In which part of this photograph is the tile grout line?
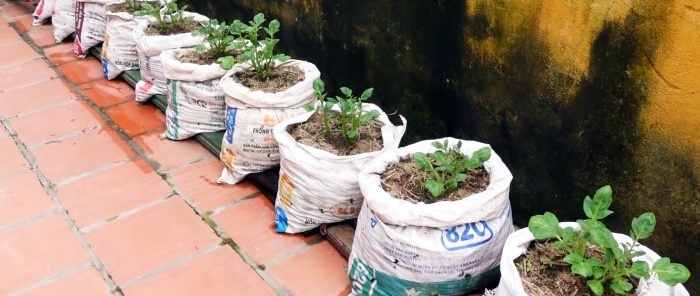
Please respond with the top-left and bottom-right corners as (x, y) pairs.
(0, 118), (124, 296)
(7, 261), (93, 296)
(1, 12), (132, 296)
(3, 5), (304, 295)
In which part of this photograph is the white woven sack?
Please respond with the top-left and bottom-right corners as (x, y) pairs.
(101, 2), (152, 80)
(160, 48), (227, 140)
(349, 138), (514, 295)
(73, 0), (114, 58)
(32, 0), (54, 25)
(133, 12), (208, 102)
(273, 103), (407, 234)
(52, 0), (76, 42)
(495, 222), (690, 296)
(217, 59), (321, 185)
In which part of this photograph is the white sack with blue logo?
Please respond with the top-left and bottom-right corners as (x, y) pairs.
(101, 2), (148, 80)
(133, 12), (208, 102)
(159, 48), (227, 140)
(217, 60), (320, 185)
(350, 138), (514, 296)
(272, 103), (406, 234)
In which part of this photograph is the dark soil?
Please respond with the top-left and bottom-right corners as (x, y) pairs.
(515, 240), (637, 296)
(145, 21), (199, 36)
(176, 50), (242, 66)
(107, 1), (154, 14)
(379, 157), (490, 203)
(106, 3), (139, 14)
(288, 112), (383, 156)
(233, 64), (305, 93)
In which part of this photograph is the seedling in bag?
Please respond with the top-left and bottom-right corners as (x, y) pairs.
(305, 78), (380, 145)
(222, 13), (290, 80)
(413, 140), (491, 198)
(135, 0), (194, 31)
(192, 19), (244, 69)
(528, 185), (691, 295)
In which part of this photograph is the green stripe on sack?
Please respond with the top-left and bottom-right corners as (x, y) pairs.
(348, 257), (499, 296)
(167, 80), (179, 139)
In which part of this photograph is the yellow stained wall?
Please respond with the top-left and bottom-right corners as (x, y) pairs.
(468, 0), (700, 161)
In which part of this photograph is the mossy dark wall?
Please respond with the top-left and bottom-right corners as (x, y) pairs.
(184, 0), (699, 292)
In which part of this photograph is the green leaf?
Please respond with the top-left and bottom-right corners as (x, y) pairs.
(570, 261), (593, 277)
(346, 129), (359, 140)
(303, 103), (315, 112)
(564, 253), (586, 270)
(631, 212), (655, 240)
(528, 212), (561, 239)
(313, 78), (325, 94)
(453, 173), (468, 183)
(360, 88), (373, 100)
(267, 19), (280, 35)
(652, 257), (691, 286)
(630, 261), (650, 279)
(432, 140), (445, 150)
(340, 87), (352, 98)
(426, 180), (445, 197)
(589, 227), (619, 251)
(413, 153), (431, 170)
(195, 44), (206, 53)
(583, 185), (614, 220)
(359, 110), (380, 124)
(253, 13), (265, 25)
(472, 147), (491, 164)
(217, 56), (235, 70)
(610, 278), (633, 294)
(587, 279), (604, 296)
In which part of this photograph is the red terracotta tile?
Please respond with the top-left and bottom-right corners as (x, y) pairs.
(86, 197), (220, 284)
(212, 196), (319, 266)
(0, 172), (54, 227)
(0, 78), (76, 117)
(0, 59), (56, 89)
(43, 42), (79, 65)
(2, 2), (32, 17)
(171, 158), (260, 211)
(268, 241), (350, 296)
(22, 267), (112, 296)
(0, 215), (88, 295)
(26, 23), (58, 48)
(79, 78), (135, 108)
(106, 101), (166, 137)
(11, 14), (33, 33)
(123, 247), (276, 296)
(57, 159), (173, 227)
(11, 101), (102, 146)
(0, 138), (30, 176)
(135, 132), (214, 171)
(0, 25), (23, 46)
(31, 127), (133, 182)
(0, 41), (41, 67)
(57, 57), (104, 85)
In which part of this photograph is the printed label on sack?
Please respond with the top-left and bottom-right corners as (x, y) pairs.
(277, 173), (294, 209)
(225, 107), (237, 144)
(440, 222), (494, 251)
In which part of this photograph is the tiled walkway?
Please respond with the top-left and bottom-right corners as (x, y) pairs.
(0, 1), (350, 295)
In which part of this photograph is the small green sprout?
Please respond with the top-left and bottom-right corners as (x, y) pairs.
(134, 0), (194, 32)
(223, 13), (289, 80)
(413, 140), (491, 198)
(305, 78), (380, 145)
